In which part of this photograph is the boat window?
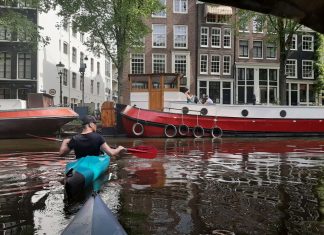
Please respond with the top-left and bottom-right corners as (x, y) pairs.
(164, 75), (178, 89)
(131, 76), (148, 91)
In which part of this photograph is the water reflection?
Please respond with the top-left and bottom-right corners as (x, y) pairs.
(0, 137), (323, 234)
(115, 138), (324, 235)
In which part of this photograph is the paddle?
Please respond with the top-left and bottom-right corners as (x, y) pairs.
(27, 134), (157, 159)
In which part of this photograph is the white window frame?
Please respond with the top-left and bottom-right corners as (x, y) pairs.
(152, 0), (166, 18)
(17, 53), (32, 80)
(0, 51), (11, 79)
(173, 0), (188, 14)
(200, 54), (208, 74)
(252, 16), (263, 33)
(223, 55), (231, 75)
(211, 27), (221, 48)
(253, 40), (263, 59)
(173, 25), (188, 49)
(302, 60), (314, 79)
(286, 34), (297, 50)
(172, 52), (190, 88)
(302, 35), (314, 51)
(285, 59), (297, 78)
(266, 42), (277, 59)
(152, 24), (166, 48)
(200, 27), (209, 47)
(210, 54), (220, 75)
(152, 54), (166, 73)
(239, 40), (249, 58)
(130, 53), (145, 74)
(223, 28), (231, 49)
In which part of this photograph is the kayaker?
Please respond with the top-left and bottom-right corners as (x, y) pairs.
(59, 115), (125, 158)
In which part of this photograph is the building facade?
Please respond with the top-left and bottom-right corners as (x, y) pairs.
(122, 1), (320, 106)
(0, 3), (115, 110)
(121, 0), (198, 104)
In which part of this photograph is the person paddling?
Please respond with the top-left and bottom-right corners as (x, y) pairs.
(59, 115), (125, 158)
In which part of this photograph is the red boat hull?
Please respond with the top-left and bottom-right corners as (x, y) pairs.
(121, 105), (324, 137)
(0, 107), (78, 139)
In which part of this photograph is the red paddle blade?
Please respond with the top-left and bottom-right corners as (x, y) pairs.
(126, 145), (158, 159)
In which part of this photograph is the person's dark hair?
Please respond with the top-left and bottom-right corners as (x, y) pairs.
(81, 115), (97, 126)
(194, 96), (199, 103)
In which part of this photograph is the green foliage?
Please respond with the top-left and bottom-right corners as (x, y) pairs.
(55, 0), (163, 69)
(0, 1), (52, 50)
(314, 33), (324, 94)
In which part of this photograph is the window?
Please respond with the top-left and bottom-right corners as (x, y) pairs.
(239, 22), (249, 32)
(223, 55), (231, 75)
(152, 24), (166, 48)
(18, 29), (31, 42)
(0, 26), (11, 41)
(97, 82), (100, 95)
(131, 54), (144, 74)
(253, 16), (263, 33)
(0, 52), (11, 79)
(174, 54), (187, 86)
(152, 0), (166, 17)
(80, 33), (84, 43)
(223, 28), (231, 48)
(253, 41), (263, 58)
(285, 60), (297, 78)
(72, 47), (77, 63)
(63, 69), (68, 86)
(211, 28), (221, 48)
(174, 25), (187, 48)
(302, 60), (313, 78)
(91, 58), (94, 71)
(17, 53), (31, 79)
(173, 0), (187, 13)
(287, 34), (297, 50)
(72, 72), (77, 88)
(152, 54), (166, 73)
(72, 22), (77, 37)
(17, 88), (28, 100)
(211, 55), (220, 75)
(63, 21), (68, 31)
(200, 54), (208, 74)
(266, 42), (277, 58)
(302, 35), (314, 51)
(80, 52), (84, 65)
(239, 40), (249, 58)
(91, 80), (94, 94)
(97, 62), (100, 74)
(105, 59), (111, 77)
(206, 14), (231, 24)
(200, 27), (209, 47)
(63, 42), (68, 54)
(18, 0), (32, 7)
(0, 88), (10, 99)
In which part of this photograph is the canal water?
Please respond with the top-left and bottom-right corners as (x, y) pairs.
(0, 137), (324, 234)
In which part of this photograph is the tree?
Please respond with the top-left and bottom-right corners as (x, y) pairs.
(55, 0), (163, 103)
(0, 0), (52, 49)
(236, 10), (304, 105)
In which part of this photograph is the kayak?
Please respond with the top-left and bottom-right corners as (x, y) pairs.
(64, 155), (110, 198)
(62, 194), (127, 235)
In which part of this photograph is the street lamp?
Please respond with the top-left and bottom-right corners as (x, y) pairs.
(56, 61), (65, 106)
(79, 56), (88, 105)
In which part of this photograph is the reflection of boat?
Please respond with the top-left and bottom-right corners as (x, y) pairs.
(121, 104), (324, 138)
(0, 107), (78, 139)
(62, 194), (127, 235)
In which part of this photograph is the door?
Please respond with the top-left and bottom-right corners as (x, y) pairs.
(149, 76), (163, 111)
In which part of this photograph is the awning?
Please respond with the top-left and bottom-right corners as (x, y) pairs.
(205, 4), (233, 15)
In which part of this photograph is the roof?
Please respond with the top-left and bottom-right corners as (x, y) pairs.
(202, 0), (324, 33)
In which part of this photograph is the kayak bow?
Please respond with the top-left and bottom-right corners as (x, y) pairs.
(62, 194), (127, 235)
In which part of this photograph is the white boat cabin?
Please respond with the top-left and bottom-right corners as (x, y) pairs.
(129, 73), (187, 111)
